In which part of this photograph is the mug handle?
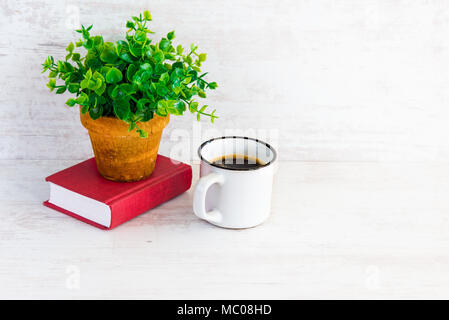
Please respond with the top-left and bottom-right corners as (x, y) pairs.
(193, 172), (225, 224)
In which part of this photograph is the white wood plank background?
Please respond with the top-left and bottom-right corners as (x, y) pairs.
(2, 160), (449, 299)
(2, 0), (449, 161)
(2, 0), (449, 299)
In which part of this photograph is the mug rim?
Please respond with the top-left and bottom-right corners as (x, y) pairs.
(198, 136), (277, 171)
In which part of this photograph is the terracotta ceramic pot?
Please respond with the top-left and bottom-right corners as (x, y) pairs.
(80, 110), (170, 182)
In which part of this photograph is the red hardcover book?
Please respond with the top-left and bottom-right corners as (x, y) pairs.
(43, 155), (192, 230)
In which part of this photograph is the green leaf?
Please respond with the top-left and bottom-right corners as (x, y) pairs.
(143, 10), (152, 21)
(167, 31), (175, 40)
(175, 101), (186, 113)
(94, 82), (106, 96)
(159, 39), (170, 51)
(164, 53), (176, 60)
(136, 98), (150, 111)
(56, 86), (66, 94)
(85, 54), (102, 70)
(94, 79), (102, 90)
(80, 79), (89, 90)
(183, 77), (191, 85)
(173, 86), (182, 95)
(81, 105), (89, 114)
(100, 42), (118, 64)
(93, 35), (104, 46)
(136, 104), (154, 121)
(157, 100), (168, 116)
(85, 68), (93, 80)
(176, 45), (183, 55)
(87, 80), (97, 90)
(211, 110), (217, 123)
(126, 21), (135, 29)
(155, 63), (167, 74)
(89, 104), (103, 120)
(66, 98), (76, 107)
(111, 83), (135, 99)
(106, 84), (116, 98)
(128, 122), (137, 132)
(128, 43), (143, 57)
(189, 101), (199, 113)
(159, 72), (169, 84)
(184, 55), (192, 64)
(83, 38), (93, 49)
(139, 70), (152, 83)
(151, 49), (164, 64)
(198, 90), (206, 98)
(199, 53), (207, 62)
(166, 100), (185, 115)
(140, 63), (152, 71)
(134, 31), (147, 43)
(57, 61), (64, 71)
(68, 83), (80, 93)
(208, 82), (218, 89)
(106, 67), (123, 84)
(92, 70), (105, 82)
(156, 84), (169, 96)
(113, 99), (130, 120)
(66, 42), (74, 53)
(174, 67), (184, 77)
(188, 69), (198, 80)
(72, 53), (81, 61)
(76, 92), (89, 105)
(116, 40), (128, 52)
(46, 78), (56, 91)
(119, 52), (134, 63)
(183, 88), (193, 99)
(137, 129), (148, 138)
(132, 70), (149, 88)
(142, 109), (154, 121)
(63, 62), (73, 73)
(126, 64), (137, 81)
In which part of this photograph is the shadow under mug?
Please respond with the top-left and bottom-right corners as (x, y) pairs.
(193, 136), (277, 229)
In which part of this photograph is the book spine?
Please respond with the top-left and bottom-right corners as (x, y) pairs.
(108, 166), (192, 229)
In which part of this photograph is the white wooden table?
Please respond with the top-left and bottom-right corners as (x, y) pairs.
(2, 159), (449, 299)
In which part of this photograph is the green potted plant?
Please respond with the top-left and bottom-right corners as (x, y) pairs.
(42, 10), (218, 182)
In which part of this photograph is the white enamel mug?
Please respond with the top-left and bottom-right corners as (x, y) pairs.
(193, 136), (277, 229)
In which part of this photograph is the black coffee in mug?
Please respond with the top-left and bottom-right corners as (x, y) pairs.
(211, 154), (266, 169)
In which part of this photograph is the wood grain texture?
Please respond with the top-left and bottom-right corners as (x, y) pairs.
(2, 0), (449, 300)
(2, 0), (449, 161)
(1, 160), (449, 299)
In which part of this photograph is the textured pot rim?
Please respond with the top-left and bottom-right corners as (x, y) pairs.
(80, 108), (169, 137)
